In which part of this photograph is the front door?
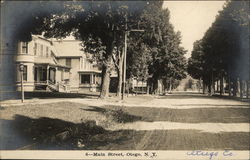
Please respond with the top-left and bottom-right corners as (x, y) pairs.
(34, 66), (47, 82)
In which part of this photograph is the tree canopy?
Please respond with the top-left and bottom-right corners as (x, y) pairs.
(187, 0), (249, 95)
(139, 3), (187, 92)
(3, 1), (188, 97)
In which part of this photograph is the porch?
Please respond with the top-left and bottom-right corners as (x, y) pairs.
(78, 71), (101, 92)
(34, 63), (71, 92)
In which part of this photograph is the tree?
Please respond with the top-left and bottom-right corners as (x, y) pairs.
(2, 1), (187, 99)
(188, 40), (204, 80)
(134, 2), (187, 94)
(74, 2), (148, 98)
(188, 0), (249, 97)
(127, 35), (152, 84)
(7, 1), (148, 99)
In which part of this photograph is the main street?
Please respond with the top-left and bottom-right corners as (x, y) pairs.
(0, 92), (249, 150)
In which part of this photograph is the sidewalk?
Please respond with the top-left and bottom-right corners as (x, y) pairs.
(0, 93), (154, 108)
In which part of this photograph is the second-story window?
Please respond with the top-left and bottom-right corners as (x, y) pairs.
(66, 58), (71, 67)
(40, 45), (43, 56)
(46, 47), (49, 57)
(21, 42), (28, 54)
(34, 43), (37, 55)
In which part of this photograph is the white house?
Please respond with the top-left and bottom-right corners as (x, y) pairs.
(15, 35), (101, 93)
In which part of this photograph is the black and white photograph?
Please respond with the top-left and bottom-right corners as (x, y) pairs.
(0, 0), (249, 159)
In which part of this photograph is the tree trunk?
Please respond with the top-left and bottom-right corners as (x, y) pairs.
(202, 80), (206, 94)
(116, 58), (123, 98)
(211, 72), (215, 95)
(162, 80), (166, 94)
(208, 83), (211, 95)
(240, 79), (243, 98)
(147, 83), (150, 95)
(99, 64), (111, 99)
(212, 81), (215, 95)
(247, 80), (249, 99)
(198, 78), (201, 93)
(169, 78), (172, 93)
(232, 79), (237, 97)
(99, 43), (114, 99)
(220, 76), (224, 95)
(216, 80), (219, 92)
(158, 79), (162, 94)
(127, 80), (129, 97)
(136, 79), (139, 96)
(228, 77), (231, 96)
(153, 79), (158, 95)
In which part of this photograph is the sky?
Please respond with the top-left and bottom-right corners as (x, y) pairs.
(163, 1), (226, 58)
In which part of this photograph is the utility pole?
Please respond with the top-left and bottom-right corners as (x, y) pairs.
(121, 24), (144, 100)
(19, 63), (24, 103)
(122, 29), (128, 100)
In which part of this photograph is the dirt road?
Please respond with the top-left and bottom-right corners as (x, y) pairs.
(0, 92), (249, 150)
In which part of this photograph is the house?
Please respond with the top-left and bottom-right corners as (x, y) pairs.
(15, 35), (101, 93)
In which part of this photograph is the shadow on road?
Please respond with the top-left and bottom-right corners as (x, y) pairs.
(82, 106), (143, 123)
(105, 105), (250, 123)
(0, 114), (129, 150)
(1, 114), (249, 150)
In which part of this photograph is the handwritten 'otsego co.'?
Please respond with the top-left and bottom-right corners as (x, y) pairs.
(187, 150), (233, 160)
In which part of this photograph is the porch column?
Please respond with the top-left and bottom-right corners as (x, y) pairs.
(46, 65), (49, 84)
(91, 74), (94, 85)
(55, 67), (58, 83)
(79, 74), (81, 84)
(37, 67), (41, 82)
(94, 74), (96, 84)
(62, 69), (64, 82)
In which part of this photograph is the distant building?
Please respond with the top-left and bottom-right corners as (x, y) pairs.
(15, 35), (101, 92)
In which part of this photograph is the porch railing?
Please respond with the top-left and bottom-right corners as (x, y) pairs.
(58, 82), (70, 92)
(34, 80), (70, 92)
(47, 80), (58, 92)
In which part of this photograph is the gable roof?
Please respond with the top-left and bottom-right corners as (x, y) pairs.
(52, 40), (85, 58)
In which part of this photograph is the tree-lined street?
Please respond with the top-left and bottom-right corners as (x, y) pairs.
(0, 1), (249, 157)
(188, 1), (249, 98)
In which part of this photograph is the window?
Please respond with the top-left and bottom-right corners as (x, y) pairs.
(66, 58), (71, 67)
(40, 45), (43, 56)
(46, 47), (49, 57)
(23, 65), (27, 81)
(34, 67), (37, 81)
(21, 42), (28, 54)
(34, 43), (37, 55)
(81, 74), (90, 84)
